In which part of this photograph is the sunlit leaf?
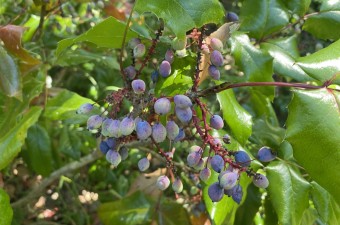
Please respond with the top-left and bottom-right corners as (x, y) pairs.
(0, 189), (12, 225)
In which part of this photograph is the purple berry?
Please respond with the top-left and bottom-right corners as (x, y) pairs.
(234, 151), (251, 167)
(87, 115), (103, 130)
(99, 141), (109, 154)
(136, 120), (152, 140)
(212, 138), (222, 146)
(219, 172), (238, 190)
(159, 60), (171, 77)
(226, 12), (239, 22)
(210, 115), (224, 130)
(174, 95), (192, 109)
(106, 138), (117, 149)
(165, 49), (175, 64)
(222, 134), (231, 144)
(119, 146), (129, 160)
(152, 123), (167, 143)
(106, 150), (121, 167)
(257, 147), (277, 162)
(172, 37), (187, 50)
(208, 65), (220, 80)
(133, 43), (145, 58)
(210, 38), (223, 51)
(200, 168), (211, 182)
(253, 173), (269, 188)
(166, 120), (179, 140)
(131, 79), (146, 94)
(201, 44), (210, 55)
(193, 157), (206, 170)
(138, 157), (150, 171)
(208, 182), (224, 202)
(172, 178), (183, 193)
(151, 70), (159, 83)
(128, 38), (141, 49)
(175, 106), (192, 123)
(119, 117), (135, 136)
(210, 50), (224, 67)
(225, 184), (243, 204)
(101, 118), (114, 137)
(76, 103), (93, 114)
(107, 119), (121, 138)
(210, 155), (225, 173)
(187, 151), (201, 167)
(174, 128), (185, 142)
(154, 98), (171, 115)
(156, 175), (170, 190)
(124, 66), (136, 80)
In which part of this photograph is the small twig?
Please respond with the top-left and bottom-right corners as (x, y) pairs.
(32, 2), (47, 41)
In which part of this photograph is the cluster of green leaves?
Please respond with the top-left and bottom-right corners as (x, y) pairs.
(0, 0), (339, 225)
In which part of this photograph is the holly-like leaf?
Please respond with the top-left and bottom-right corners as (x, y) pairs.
(266, 161), (311, 225)
(286, 89), (340, 204)
(0, 189), (13, 225)
(134, 0), (224, 38)
(239, 0), (289, 39)
(0, 106), (42, 170)
(282, 0), (311, 16)
(56, 17), (140, 57)
(296, 39), (340, 85)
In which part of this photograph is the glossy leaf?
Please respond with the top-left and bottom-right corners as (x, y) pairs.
(282, 0), (311, 16)
(286, 89), (340, 204)
(56, 17), (140, 57)
(266, 161), (310, 225)
(59, 127), (85, 160)
(0, 106), (42, 170)
(320, 1), (340, 11)
(23, 124), (54, 176)
(0, 189), (12, 225)
(135, 0), (224, 38)
(311, 182), (340, 224)
(217, 89), (253, 145)
(296, 39), (340, 85)
(239, 0), (289, 39)
(230, 32), (275, 98)
(0, 46), (21, 99)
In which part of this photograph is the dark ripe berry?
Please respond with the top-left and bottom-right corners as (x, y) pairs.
(172, 178), (183, 193)
(119, 146), (129, 160)
(210, 38), (223, 52)
(210, 50), (224, 67)
(99, 141), (109, 154)
(165, 49), (175, 64)
(138, 157), (150, 171)
(119, 117), (135, 136)
(225, 184), (243, 204)
(131, 79), (146, 94)
(174, 94), (192, 109)
(156, 175), (170, 190)
(253, 173), (269, 188)
(174, 128), (185, 142)
(175, 106), (192, 123)
(151, 70), (159, 83)
(208, 65), (220, 80)
(124, 66), (136, 80)
(106, 138), (117, 149)
(76, 103), (93, 114)
(200, 168), (211, 182)
(106, 150), (121, 167)
(101, 118), (114, 137)
(187, 151), (201, 167)
(222, 134), (231, 144)
(226, 12), (239, 22)
(208, 182), (224, 202)
(210, 115), (224, 130)
(128, 38), (141, 49)
(166, 120), (179, 140)
(219, 172), (238, 190)
(234, 151), (251, 167)
(133, 43), (145, 58)
(136, 120), (152, 140)
(201, 44), (210, 55)
(210, 155), (224, 173)
(154, 98), (171, 115)
(159, 60), (172, 77)
(172, 37), (187, 50)
(257, 147), (277, 162)
(87, 115), (103, 130)
(107, 119), (121, 138)
(152, 123), (167, 143)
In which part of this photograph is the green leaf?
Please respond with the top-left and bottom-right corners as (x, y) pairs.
(44, 89), (95, 121)
(239, 0), (289, 39)
(266, 161), (310, 225)
(59, 127), (83, 160)
(230, 32), (275, 98)
(311, 182), (340, 224)
(0, 189), (13, 225)
(0, 46), (21, 99)
(56, 17), (140, 57)
(299, 208), (318, 225)
(157, 202), (191, 225)
(320, 0), (340, 11)
(98, 191), (153, 225)
(0, 106), (42, 170)
(282, 0), (311, 16)
(217, 89), (252, 145)
(286, 89), (340, 204)
(296, 39), (340, 85)
(135, 0), (224, 38)
(23, 124), (54, 176)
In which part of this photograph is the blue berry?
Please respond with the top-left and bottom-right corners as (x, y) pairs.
(119, 146), (129, 160)
(210, 50), (224, 67)
(222, 134), (231, 144)
(119, 117), (135, 136)
(187, 151), (201, 167)
(136, 120), (152, 140)
(165, 49), (175, 64)
(131, 79), (146, 94)
(166, 120), (179, 140)
(151, 70), (159, 83)
(226, 12), (239, 22)
(133, 43), (145, 58)
(199, 168), (211, 182)
(124, 66), (136, 80)
(234, 151), (251, 167)
(174, 128), (185, 142)
(106, 150), (121, 167)
(210, 155), (224, 173)
(174, 95), (192, 109)
(76, 103), (93, 114)
(219, 172), (238, 190)
(253, 173), (269, 188)
(156, 175), (170, 190)
(154, 98), (171, 115)
(101, 118), (114, 137)
(208, 182), (224, 202)
(159, 60), (171, 77)
(210, 115), (224, 130)
(106, 138), (117, 149)
(172, 178), (183, 193)
(210, 38), (223, 51)
(99, 141), (109, 154)
(107, 119), (121, 138)
(208, 65), (220, 80)
(138, 157), (150, 171)
(152, 123), (167, 143)
(175, 106), (192, 123)
(87, 115), (103, 130)
(257, 147), (277, 162)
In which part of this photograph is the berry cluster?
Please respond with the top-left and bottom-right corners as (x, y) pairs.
(77, 19), (277, 204)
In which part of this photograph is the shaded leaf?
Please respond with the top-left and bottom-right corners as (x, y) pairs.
(0, 189), (13, 225)
(59, 127), (83, 160)
(266, 161), (310, 225)
(135, 0), (224, 38)
(286, 89), (340, 204)
(158, 202), (191, 225)
(282, 0), (311, 16)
